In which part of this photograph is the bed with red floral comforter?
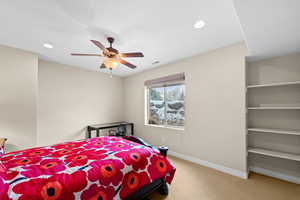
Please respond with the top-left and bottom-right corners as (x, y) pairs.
(0, 136), (175, 200)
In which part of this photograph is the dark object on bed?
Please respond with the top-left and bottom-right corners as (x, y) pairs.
(87, 121), (134, 138)
(124, 136), (169, 157)
(123, 136), (150, 146)
(124, 136), (159, 151)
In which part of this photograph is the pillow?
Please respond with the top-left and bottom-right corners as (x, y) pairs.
(0, 138), (7, 157)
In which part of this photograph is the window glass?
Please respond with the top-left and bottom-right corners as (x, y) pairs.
(148, 87), (165, 125)
(147, 84), (185, 128)
(165, 85), (185, 126)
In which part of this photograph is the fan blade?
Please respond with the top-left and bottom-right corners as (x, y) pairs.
(71, 53), (102, 56)
(90, 40), (106, 50)
(100, 63), (106, 69)
(120, 52), (144, 58)
(119, 59), (137, 69)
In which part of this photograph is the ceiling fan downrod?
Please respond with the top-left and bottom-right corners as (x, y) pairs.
(107, 37), (114, 48)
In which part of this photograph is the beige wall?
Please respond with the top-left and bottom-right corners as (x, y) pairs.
(124, 42), (248, 173)
(0, 45), (38, 152)
(37, 61), (124, 146)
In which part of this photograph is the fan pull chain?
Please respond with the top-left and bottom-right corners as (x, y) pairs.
(110, 68), (113, 78)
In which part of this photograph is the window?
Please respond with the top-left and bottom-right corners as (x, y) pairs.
(145, 73), (185, 128)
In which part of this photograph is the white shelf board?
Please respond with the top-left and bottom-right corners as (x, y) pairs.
(248, 107), (300, 110)
(248, 128), (300, 136)
(248, 147), (300, 162)
(247, 81), (300, 89)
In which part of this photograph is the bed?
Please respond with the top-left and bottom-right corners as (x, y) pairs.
(0, 136), (175, 200)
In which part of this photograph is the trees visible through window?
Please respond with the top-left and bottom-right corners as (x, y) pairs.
(147, 84), (185, 127)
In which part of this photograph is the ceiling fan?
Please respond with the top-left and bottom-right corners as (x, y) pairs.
(71, 37), (144, 70)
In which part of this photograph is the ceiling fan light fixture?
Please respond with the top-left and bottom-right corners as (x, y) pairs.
(103, 57), (119, 69)
(71, 38), (141, 70)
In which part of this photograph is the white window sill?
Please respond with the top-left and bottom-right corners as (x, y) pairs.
(144, 124), (185, 131)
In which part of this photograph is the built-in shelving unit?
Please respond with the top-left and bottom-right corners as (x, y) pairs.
(248, 128), (300, 136)
(246, 54), (300, 184)
(247, 80), (300, 89)
(248, 148), (300, 162)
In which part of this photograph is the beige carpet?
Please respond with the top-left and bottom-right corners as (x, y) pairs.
(149, 156), (300, 200)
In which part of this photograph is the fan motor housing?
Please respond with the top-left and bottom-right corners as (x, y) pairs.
(107, 47), (119, 56)
(107, 37), (114, 44)
(106, 37), (119, 57)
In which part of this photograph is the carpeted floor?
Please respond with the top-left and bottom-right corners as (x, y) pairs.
(149, 156), (300, 200)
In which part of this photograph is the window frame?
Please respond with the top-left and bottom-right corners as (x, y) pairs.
(145, 81), (185, 130)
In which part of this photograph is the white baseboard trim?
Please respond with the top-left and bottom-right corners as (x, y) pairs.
(169, 151), (248, 179)
(249, 166), (300, 185)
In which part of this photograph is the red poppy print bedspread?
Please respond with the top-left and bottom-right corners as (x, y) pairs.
(0, 136), (175, 200)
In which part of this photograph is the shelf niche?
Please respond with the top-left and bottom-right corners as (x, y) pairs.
(246, 52), (300, 184)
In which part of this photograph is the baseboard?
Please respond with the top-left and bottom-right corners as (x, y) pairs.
(169, 151), (248, 179)
(249, 166), (300, 185)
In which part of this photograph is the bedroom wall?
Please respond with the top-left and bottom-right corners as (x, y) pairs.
(37, 61), (124, 146)
(0, 45), (38, 152)
(123, 42), (248, 174)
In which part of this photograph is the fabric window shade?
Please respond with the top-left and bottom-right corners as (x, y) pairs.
(144, 73), (185, 87)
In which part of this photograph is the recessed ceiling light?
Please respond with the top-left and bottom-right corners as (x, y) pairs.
(194, 20), (206, 29)
(43, 43), (53, 49)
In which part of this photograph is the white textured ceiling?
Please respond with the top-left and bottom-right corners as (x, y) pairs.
(233, 0), (300, 61)
(0, 0), (244, 76)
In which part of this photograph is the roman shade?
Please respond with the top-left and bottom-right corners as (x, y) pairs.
(144, 73), (185, 87)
